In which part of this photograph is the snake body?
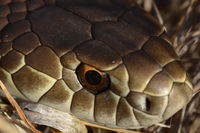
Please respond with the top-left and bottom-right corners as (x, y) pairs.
(0, 0), (194, 129)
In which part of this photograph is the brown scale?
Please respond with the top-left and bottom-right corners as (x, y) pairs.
(0, 0), (195, 130)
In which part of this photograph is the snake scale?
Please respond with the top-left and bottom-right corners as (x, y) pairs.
(0, 0), (196, 129)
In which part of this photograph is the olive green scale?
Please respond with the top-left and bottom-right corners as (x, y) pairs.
(0, 0), (194, 129)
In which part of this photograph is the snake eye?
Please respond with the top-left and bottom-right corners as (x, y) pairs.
(76, 64), (110, 94)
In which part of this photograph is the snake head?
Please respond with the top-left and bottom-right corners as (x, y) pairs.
(66, 37), (194, 129)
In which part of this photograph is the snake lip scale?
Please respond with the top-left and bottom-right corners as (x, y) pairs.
(0, 0), (196, 130)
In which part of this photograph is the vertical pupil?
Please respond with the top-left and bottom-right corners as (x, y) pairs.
(85, 70), (102, 85)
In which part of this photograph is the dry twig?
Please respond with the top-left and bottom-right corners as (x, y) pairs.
(0, 80), (41, 133)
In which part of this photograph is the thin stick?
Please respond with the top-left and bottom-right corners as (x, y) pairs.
(152, 1), (164, 26)
(78, 119), (141, 133)
(0, 80), (42, 133)
(177, 107), (186, 133)
(194, 83), (200, 94)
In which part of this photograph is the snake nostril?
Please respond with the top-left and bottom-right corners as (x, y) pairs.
(145, 97), (151, 112)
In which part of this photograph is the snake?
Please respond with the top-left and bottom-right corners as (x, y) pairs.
(0, 0), (196, 130)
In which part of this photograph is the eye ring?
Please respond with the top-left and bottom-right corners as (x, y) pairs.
(76, 64), (110, 94)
